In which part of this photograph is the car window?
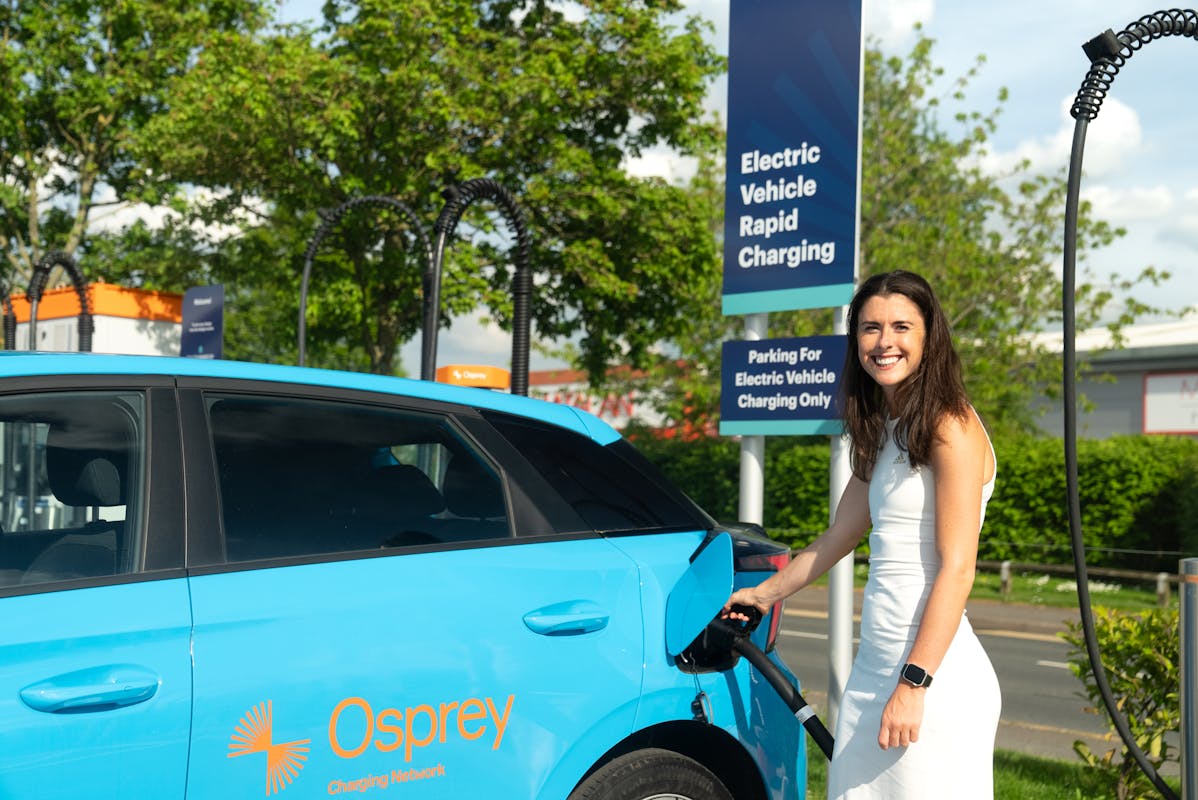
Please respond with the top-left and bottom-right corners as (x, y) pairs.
(482, 411), (709, 533)
(206, 394), (511, 562)
(0, 391), (144, 589)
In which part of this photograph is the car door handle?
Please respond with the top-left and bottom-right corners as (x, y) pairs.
(20, 664), (161, 713)
(523, 600), (610, 636)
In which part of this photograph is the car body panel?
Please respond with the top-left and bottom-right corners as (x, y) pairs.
(187, 539), (647, 799)
(0, 353), (805, 799)
(0, 580), (193, 799)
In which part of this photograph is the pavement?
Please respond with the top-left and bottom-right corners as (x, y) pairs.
(786, 582), (1082, 638)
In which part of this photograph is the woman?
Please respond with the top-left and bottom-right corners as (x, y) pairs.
(724, 270), (1000, 798)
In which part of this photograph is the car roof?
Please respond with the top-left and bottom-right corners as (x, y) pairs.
(0, 351), (621, 445)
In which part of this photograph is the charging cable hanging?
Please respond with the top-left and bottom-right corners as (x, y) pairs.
(1, 288), (15, 350)
(297, 195), (432, 367)
(424, 178), (532, 394)
(1064, 11), (1198, 799)
(27, 251), (93, 352)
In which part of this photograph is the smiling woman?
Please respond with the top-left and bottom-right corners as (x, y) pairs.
(725, 270), (1000, 800)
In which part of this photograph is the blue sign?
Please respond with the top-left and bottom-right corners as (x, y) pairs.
(181, 285), (224, 359)
(719, 335), (847, 436)
(722, 0), (862, 315)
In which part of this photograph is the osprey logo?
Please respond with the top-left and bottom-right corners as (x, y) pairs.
(229, 701), (312, 795)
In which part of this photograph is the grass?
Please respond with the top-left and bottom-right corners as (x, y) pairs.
(804, 746), (1171, 799)
(816, 562), (1171, 612)
(969, 567), (1168, 612)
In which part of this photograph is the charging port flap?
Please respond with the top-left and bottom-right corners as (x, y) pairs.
(664, 532), (733, 657)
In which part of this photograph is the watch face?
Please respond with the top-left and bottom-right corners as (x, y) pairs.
(903, 663), (928, 686)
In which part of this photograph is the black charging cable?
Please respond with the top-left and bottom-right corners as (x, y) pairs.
(425, 179), (532, 394)
(1, 288), (15, 350)
(297, 195), (431, 367)
(28, 250), (93, 352)
(702, 606), (836, 760)
(1065, 11), (1198, 799)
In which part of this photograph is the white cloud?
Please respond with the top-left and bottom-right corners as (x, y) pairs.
(85, 186), (265, 242)
(863, 0), (934, 48)
(86, 200), (175, 236)
(1072, 96), (1144, 178)
(1158, 188), (1198, 251)
(982, 95), (1142, 178)
(622, 146), (698, 183)
(1081, 183), (1172, 223)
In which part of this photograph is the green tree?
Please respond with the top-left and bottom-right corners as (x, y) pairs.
(0, 0), (267, 290)
(138, 0), (724, 374)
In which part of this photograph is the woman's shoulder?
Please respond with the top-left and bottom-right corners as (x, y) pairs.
(931, 406), (995, 479)
(932, 406), (989, 450)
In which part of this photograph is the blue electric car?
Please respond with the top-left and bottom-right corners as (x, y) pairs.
(0, 352), (805, 799)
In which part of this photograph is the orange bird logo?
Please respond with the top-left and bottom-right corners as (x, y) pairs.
(229, 701), (312, 795)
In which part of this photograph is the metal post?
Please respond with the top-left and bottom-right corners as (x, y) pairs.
(738, 314), (767, 525)
(1181, 558), (1198, 800)
(827, 304), (852, 731)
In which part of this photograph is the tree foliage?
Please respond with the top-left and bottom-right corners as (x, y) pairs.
(2, 8), (1171, 424)
(1063, 607), (1180, 800)
(134, 0), (724, 373)
(0, 0), (266, 287)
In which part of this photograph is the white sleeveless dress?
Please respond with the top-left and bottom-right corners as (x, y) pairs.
(826, 418), (1001, 799)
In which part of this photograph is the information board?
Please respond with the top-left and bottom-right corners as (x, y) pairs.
(1144, 372), (1198, 434)
(719, 335), (847, 436)
(181, 285), (224, 359)
(721, 0), (861, 315)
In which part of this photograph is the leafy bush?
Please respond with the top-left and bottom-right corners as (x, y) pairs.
(1061, 607), (1179, 800)
(631, 431), (1198, 569)
(986, 436), (1198, 569)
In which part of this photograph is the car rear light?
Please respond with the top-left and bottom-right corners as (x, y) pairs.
(734, 547), (790, 652)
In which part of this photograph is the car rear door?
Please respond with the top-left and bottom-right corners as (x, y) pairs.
(178, 385), (648, 799)
(0, 383), (192, 799)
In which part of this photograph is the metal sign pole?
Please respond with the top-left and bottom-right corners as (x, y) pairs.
(1182, 557), (1198, 800)
(826, 306), (853, 732)
(738, 314), (768, 525)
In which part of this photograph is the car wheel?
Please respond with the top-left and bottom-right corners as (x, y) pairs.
(568, 748), (734, 800)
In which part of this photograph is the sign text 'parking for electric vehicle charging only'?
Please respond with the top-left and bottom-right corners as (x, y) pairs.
(719, 335), (847, 436)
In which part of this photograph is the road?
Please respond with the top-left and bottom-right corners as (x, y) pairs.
(773, 588), (1122, 764)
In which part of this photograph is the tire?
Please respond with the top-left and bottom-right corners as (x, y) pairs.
(567, 748), (735, 800)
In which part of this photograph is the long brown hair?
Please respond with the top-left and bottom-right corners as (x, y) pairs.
(838, 270), (970, 479)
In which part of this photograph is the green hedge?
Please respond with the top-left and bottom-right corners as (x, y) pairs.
(631, 433), (1198, 572)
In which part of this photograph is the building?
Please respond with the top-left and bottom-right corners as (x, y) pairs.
(11, 282), (182, 356)
(1032, 316), (1198, 438)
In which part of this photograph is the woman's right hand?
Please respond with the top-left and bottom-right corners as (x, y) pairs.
(721, 586), (772, 621)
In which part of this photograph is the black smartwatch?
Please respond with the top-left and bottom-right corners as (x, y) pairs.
(900, 662), (933, 688)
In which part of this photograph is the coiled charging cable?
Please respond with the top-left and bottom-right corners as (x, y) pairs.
(1064, 10), (1198, 799)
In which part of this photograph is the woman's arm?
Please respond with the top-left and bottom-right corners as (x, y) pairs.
(724, 473), (872, 618)
(876, 409), (992, 749)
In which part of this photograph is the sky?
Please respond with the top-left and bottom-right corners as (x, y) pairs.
(277, 0), (1198, 374)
